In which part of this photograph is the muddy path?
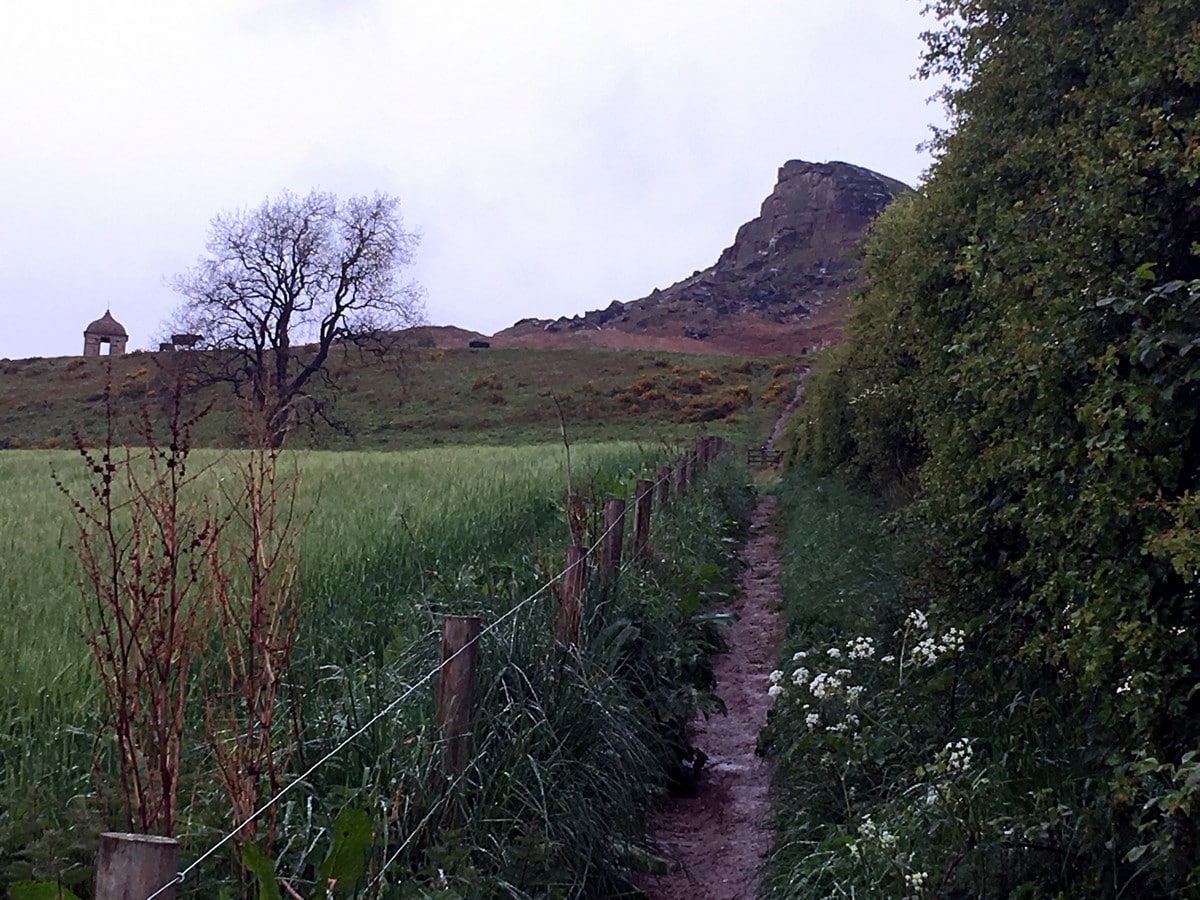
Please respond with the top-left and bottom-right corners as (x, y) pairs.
(639, 495), (783, 899)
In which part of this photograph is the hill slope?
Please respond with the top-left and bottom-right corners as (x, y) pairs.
(491, 160), (910, 354)
(0, 348), (803, 450)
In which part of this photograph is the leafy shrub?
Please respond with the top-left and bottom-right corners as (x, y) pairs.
(787, 0), (1200, 892)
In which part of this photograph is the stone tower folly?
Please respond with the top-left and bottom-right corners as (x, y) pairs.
(83, 310), (128, 356)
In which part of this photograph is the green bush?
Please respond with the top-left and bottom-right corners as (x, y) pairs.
(786, 0), (1200, 893)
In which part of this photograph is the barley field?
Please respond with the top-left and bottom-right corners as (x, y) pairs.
(0, 441), (654, 794)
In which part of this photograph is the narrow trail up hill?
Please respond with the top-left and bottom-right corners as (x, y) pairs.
(640, 495), (783, 899)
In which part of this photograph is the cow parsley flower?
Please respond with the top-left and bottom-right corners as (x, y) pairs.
(911, 627), (967, 666)
(907, 609), (929, 631)
(940, 737), (974, 774)
(906, 871), (928, 891)
(808, 672), (843, 699)
(847, 635), (876, 659)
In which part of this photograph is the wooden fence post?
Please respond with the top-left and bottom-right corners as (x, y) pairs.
(600, 497), (626, 582)
(437, 615), (481, 775)
(557, 545), (585, 647)
(705, 436), (721, 463)
(632, 479), (653, 561)
(674, 458), (689, 495)
(95, 832), (178, 900)
(565, 490), (586, 547)
(693, 438), (708, 476)
(655, 465), (671, 507)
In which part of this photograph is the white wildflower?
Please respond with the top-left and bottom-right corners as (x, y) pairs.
(792, 650), (808, 661)
(942, 627), (965, 653)
(848, 636), (876, 659)
(805, 712), (820, 730)
(827, 647), (843, 659)
(911, 636), (936, 666)
(880, 654), (896, 664)
(792, 667), (810, 686)
(907, 609), (929, 631)
(768, 684), (784, 700)
(769, 669), (784, 684)
(941, 737), (974, 774)
(808, 672), (842, 699)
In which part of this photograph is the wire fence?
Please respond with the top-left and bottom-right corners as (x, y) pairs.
(139, 442), (721, 900)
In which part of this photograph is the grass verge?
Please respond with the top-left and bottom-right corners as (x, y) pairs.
(2, 445), (756, 897)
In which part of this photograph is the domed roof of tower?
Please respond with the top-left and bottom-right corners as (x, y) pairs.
(84, 310), (128, 337)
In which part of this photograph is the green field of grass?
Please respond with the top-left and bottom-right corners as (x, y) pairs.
(1, 438), (750, 895)
(1, 440), (654, 766)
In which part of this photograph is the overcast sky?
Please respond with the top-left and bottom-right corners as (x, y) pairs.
(0, 1), (945, 359)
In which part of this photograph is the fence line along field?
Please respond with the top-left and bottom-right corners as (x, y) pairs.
(0, 441), (656, 806)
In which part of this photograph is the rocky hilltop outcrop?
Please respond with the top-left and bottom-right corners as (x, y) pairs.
(495, 160), (911, 354)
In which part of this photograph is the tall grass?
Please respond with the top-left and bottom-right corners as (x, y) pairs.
(0, 442), (648, 776)
(759, 467), (917, 898)
(261, 451), (756, 898)
(762, 469), (1111, 896)
(3, 440), (754, 896)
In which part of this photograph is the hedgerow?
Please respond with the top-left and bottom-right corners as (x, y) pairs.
(786, 1), (1200, 893)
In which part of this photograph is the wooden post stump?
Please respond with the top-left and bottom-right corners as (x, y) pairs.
(600, 497), (626, 582)
(557, 545), (585, 647)
(675, 458), (689, 495)
(704, 435), (720, 463)
(95, 832), (178, 900)
(655, 466), (671, 507)
(437, 615), (481, 775)
(632, 479), (653, 561)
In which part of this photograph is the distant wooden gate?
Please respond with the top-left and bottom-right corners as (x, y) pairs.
(746, 445), (783, 469)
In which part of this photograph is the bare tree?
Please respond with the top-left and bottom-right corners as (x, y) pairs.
(170, 189), (425, 446)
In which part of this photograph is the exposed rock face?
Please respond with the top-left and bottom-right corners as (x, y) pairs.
(651, 160), (910, 325)
(719, 160), (909, 272)
(496, 160), (910, 354)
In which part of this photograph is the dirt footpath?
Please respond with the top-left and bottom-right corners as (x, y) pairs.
(640, 495), (782, 899)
